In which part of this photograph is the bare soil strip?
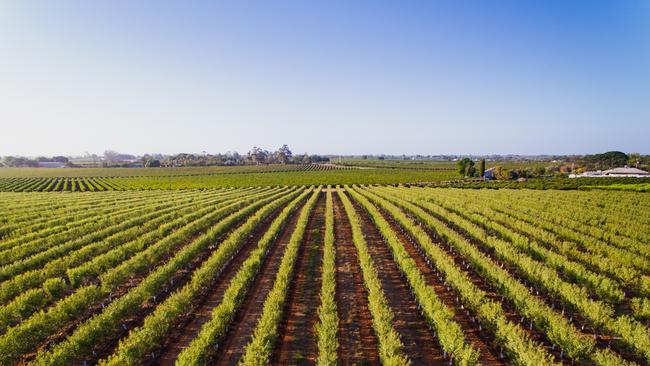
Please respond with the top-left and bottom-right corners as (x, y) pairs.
(151, 201), (297, 366)
(349, 194), (445, 365)
(489, 215), (642, 309)
(376, 203), (506, 365)
(397, 204), (565, 363)
(271, 193), (326, 365)
(86, 206), (288, 366)
(332, 194), (380, 366)
(23, 198), (275, 365)
(421, 202), (639, 363)
(211, 201), (305, 366)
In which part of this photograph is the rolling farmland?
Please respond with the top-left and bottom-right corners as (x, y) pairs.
(0, 165), (461, 192)
(3, 1), (648, 365)
(0, 185), (648, 366)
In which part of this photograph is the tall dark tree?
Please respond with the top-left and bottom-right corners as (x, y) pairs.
(478, 159), (486, 178)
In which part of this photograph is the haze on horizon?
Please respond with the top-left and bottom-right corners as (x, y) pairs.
(1, 0), (649, 157)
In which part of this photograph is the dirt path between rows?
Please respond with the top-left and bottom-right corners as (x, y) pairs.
(348, 193), (445, 365)
(271, 193), (325, 365)
(211, 197), (307, 366)
(402, 201), (568, 363)
(86, 202), (286, 365)
(374, 202), (505, 365)
(152, 199), (298, 365)
(332, 194), (380, 366)
(424, 202), (641, 364)
(21, 198), (260, 365)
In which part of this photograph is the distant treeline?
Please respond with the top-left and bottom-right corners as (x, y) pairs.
(2, 149), (647, 169)
(142, 145), (329, 168)
(0, 145), (329, 168)
(567, 151), (648, 170)
(0, 156), (70, 168)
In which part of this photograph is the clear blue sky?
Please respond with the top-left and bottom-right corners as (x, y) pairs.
(1, 0), (648, 156)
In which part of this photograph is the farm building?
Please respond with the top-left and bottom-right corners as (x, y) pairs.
(603, 167), (649, 177)
(570, 166), (649, 178)
(483, 167), (496, 180)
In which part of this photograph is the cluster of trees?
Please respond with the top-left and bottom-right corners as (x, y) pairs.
(144, 145), (328, 168)
(1, 156), (69, 167)
(1, 157), (39, 167)
(456, 158), (485, 178)
(578, 151), (630, 170)
(457, 151), (650, 181)
(143, 152), (243, 168)
(566, 151), (649, 170)
(457, 158), (552, 180)
(94, 146), (329, 168)
(248, 145), (292, 164)
(492, 166), (547, 180)
(245, 145), (328, 165)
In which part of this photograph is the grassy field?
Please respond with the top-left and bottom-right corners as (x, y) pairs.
(334, 159), (458, 170)
(0, 164), (351, 178)
(334, 158), (559, 171)
(582, 182), (650, 192)
(0, 164), (648, 365)
(0, 165), (462, 191)
(0, 186), (648, 365)
(425, 177), (650, 190)
(3, 166), (648, 192)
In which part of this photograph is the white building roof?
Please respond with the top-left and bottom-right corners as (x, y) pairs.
(604, 167), (649, 175)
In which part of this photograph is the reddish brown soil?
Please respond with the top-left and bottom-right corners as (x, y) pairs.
(79, 179), (90, 191)
(83, 213), (265, 365)
(20, 200), (269, 365)
(348, 194), (445, 365)
(494, 204), (650, 264)
(211, 197), (307, 366)
(424, 202), (641, 363)
(152, 200), (299, 366)
(397, 201), (566, 363)
(271, 193), (325, 365)
(375, 202), (505, 365)
(332, 194), (380, 366)
(489, 214), (643, 306)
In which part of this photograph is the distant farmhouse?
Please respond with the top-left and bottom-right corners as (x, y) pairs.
(483, 167), (496, 180)
(570, 166), (649, 178)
